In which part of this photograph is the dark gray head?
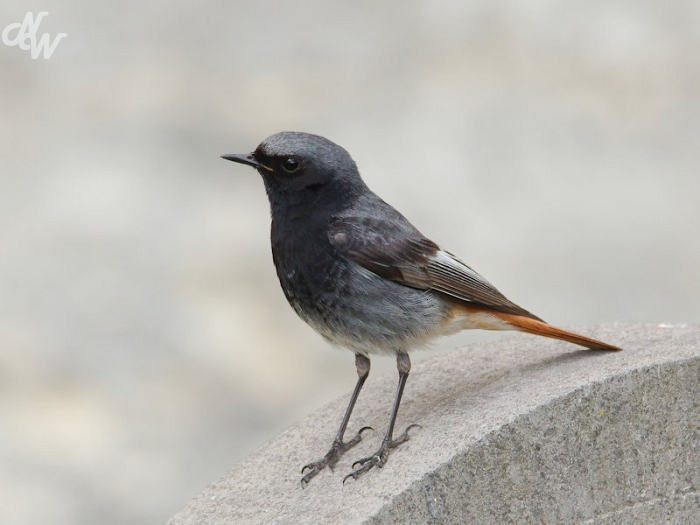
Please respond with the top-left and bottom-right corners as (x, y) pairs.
(222, 132), (368, 205)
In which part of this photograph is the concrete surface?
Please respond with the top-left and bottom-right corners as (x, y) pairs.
(168, 323), (700, 524)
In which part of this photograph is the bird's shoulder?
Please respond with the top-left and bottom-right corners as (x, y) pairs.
(328, 195), (437, 271)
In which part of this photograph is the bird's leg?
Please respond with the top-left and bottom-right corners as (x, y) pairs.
(344, 351), (420, 482)
(301, 353), (373, 486)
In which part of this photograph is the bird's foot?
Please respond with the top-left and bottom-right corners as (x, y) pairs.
(300, 426), (373, 487)
(343, 424), (421, 483)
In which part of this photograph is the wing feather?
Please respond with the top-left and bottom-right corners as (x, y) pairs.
(329, 215), (541, 320)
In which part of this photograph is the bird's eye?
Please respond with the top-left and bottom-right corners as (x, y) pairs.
(282, 157), (300, 173)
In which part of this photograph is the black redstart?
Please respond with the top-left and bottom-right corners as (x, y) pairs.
(221, 132), (621, 485)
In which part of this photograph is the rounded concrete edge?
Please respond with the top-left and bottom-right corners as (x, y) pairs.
(168, 323), (700, 524)
(368, 357), (700, 524)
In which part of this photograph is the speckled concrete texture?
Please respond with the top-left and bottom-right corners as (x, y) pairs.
(168, 323), (700, 524)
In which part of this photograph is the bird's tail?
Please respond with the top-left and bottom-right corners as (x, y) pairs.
(494, 312), (622, 351)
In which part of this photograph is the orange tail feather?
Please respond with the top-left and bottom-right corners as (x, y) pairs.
(494, 312), (622, 351)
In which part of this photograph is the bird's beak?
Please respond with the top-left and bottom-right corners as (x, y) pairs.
(220, 153), (273, 172)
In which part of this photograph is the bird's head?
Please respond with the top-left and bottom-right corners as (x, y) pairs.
(222, 132), (366, 204)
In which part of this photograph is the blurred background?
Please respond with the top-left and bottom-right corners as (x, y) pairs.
(1, 0), (698, 523)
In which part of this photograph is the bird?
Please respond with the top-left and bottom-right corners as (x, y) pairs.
(221, 131), (621, 486)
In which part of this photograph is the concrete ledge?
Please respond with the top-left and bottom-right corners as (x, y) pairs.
(168, 323), (700, 524)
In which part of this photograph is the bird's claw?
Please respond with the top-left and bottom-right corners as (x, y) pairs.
(300, 426), (374, 487)
(343, 423), (421, 483)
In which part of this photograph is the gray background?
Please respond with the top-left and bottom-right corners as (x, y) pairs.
(1, 1), (698, 524)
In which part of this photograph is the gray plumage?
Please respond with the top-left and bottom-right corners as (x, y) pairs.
(238, 132), (535, 355)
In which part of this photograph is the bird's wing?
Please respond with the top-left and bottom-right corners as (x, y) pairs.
(328, 214), (541, 320)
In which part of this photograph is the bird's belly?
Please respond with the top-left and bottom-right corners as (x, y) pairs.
(278, 261), (452, 355)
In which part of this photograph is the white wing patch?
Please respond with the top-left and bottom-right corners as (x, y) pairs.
(433, 249), (500, 293)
